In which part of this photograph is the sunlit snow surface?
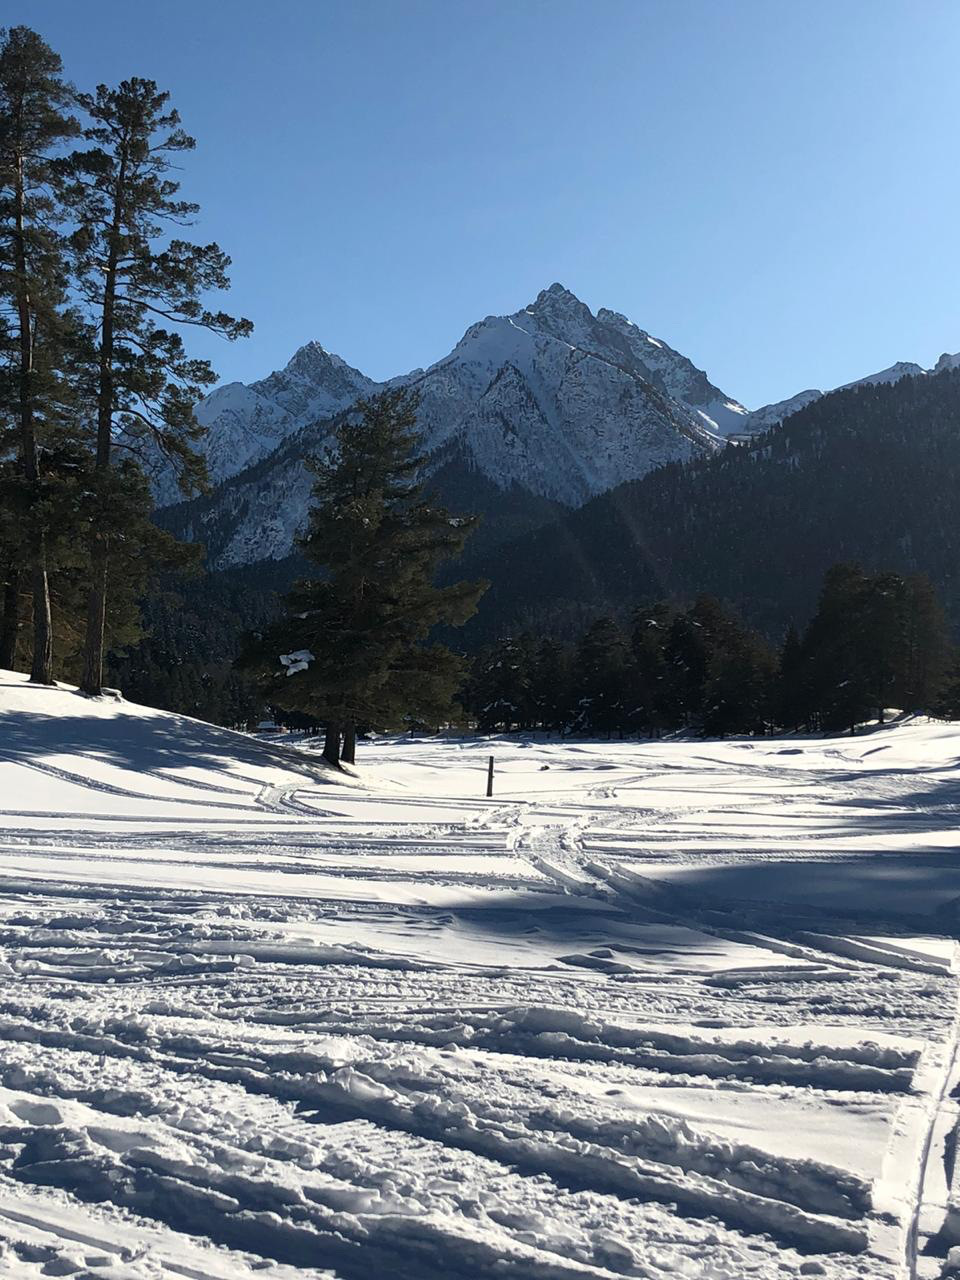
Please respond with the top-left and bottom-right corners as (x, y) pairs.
(1, 672), (960, 1278)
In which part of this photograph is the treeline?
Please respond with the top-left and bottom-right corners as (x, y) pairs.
(0, 26), (248, 692)
(461, 564), (959, 737)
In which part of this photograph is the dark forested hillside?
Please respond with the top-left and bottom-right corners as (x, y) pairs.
(462, 368), (960, 643)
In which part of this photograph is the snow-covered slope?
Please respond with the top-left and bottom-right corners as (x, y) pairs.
(1, 670), (959, 1277)
(837, 359), (926, 391)
(164, 285), (746, 567)
(152, 342), (377, 504)
(738, 388), (823, 434)
(392, 284), (733, 505)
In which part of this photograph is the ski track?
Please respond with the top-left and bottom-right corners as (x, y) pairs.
(1, 687), (960, 1277)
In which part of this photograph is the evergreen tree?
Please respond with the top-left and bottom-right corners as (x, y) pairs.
(900, 574), (950, 711)
(663, 596), (729, 725)
(63, 77), (251, 695)
(858, 571), (912, 723)
(470, 635), (536, 732)
(0, 26), (79, 682)
(776, 624), (807, 731)
(240, 389), (486, 766)
(702, 624), (775, 736)
(573, 616), (630, 736)
(531, 637), (571, 733)
(937, 653), (960, 721)
(629, 602), (674, 734)
(797, 565), (950, 730)
(800, 564), (873, 732)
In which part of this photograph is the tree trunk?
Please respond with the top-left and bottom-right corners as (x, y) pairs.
(341, 722), (356, 765)
(13, 142), (54, 685)
(30, 559), (53, 685)
(80, 550), (108, 696)
(0, 568), (21, 670)
(322, 722), (341, 768)
(81, 147), (126, 697)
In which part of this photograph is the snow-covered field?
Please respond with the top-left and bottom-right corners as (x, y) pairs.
(1, 672), (960, 1278)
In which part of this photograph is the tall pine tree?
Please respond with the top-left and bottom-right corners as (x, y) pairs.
(63, 77), (251, 695)
(0, 26), (79, 682)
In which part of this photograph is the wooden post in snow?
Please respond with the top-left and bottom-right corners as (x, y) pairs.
(486, 755), (494, 798)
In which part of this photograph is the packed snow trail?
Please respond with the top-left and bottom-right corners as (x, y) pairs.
(1, 674), (960, 1277)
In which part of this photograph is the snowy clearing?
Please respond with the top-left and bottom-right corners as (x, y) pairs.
(1, 672), (960, 1278)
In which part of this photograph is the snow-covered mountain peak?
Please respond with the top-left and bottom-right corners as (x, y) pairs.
(281, 338), (357, 380)
(283, 338), (328, 369)
(526, 281), (595, 324)
(535, 280), (578, 302)
(456, 286), (747, 438)
(249, 343), (375, 420)
(163, 284), (960, 571)
(837, 360), (925, 391)
(171, 285), (749, 566)
(150, 339), (376, 505)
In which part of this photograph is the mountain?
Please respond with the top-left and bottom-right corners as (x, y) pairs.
(152, 343), (377, 505)
(130, 330), (960, 727)
(737, 354), (959, 435)
(159, 284), (748, 566)
(461, 366), (960, 643)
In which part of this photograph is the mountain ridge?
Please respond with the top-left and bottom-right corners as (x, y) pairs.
(157, 284), (960, 573)
(159, 284), (749, 566)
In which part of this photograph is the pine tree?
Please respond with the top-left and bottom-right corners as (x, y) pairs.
(629, 602), (674, 734)
(469, 634), (540, 732)
(240, 389), (486, 767)
(900, 574), (950, 711)
(859, 571), (911, 723)
(531, 637), (571, 733)
(664, 597), (727, 726)
(937, 653), (960, 721)
(0, 558), (19, 669)
(776, 624), (807, 731)
(801, 564), (874, 731)
(573, 617), (630, 736)
(0, 26), (79, 682)
(702, 624), (775, 737)
(63, 77), (251, 695)
(797, 564), (953, 732)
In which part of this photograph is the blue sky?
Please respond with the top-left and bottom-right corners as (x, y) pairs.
(15, 0), (960, 407)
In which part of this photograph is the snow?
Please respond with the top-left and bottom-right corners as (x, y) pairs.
(837, 361), (926, 391)
(279, 650), (315, 676)
(1, 670), (959, 1277)
(149, 344), (376, 506)
(172, 285), (740, 566)
(744, 351), (959, 432)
